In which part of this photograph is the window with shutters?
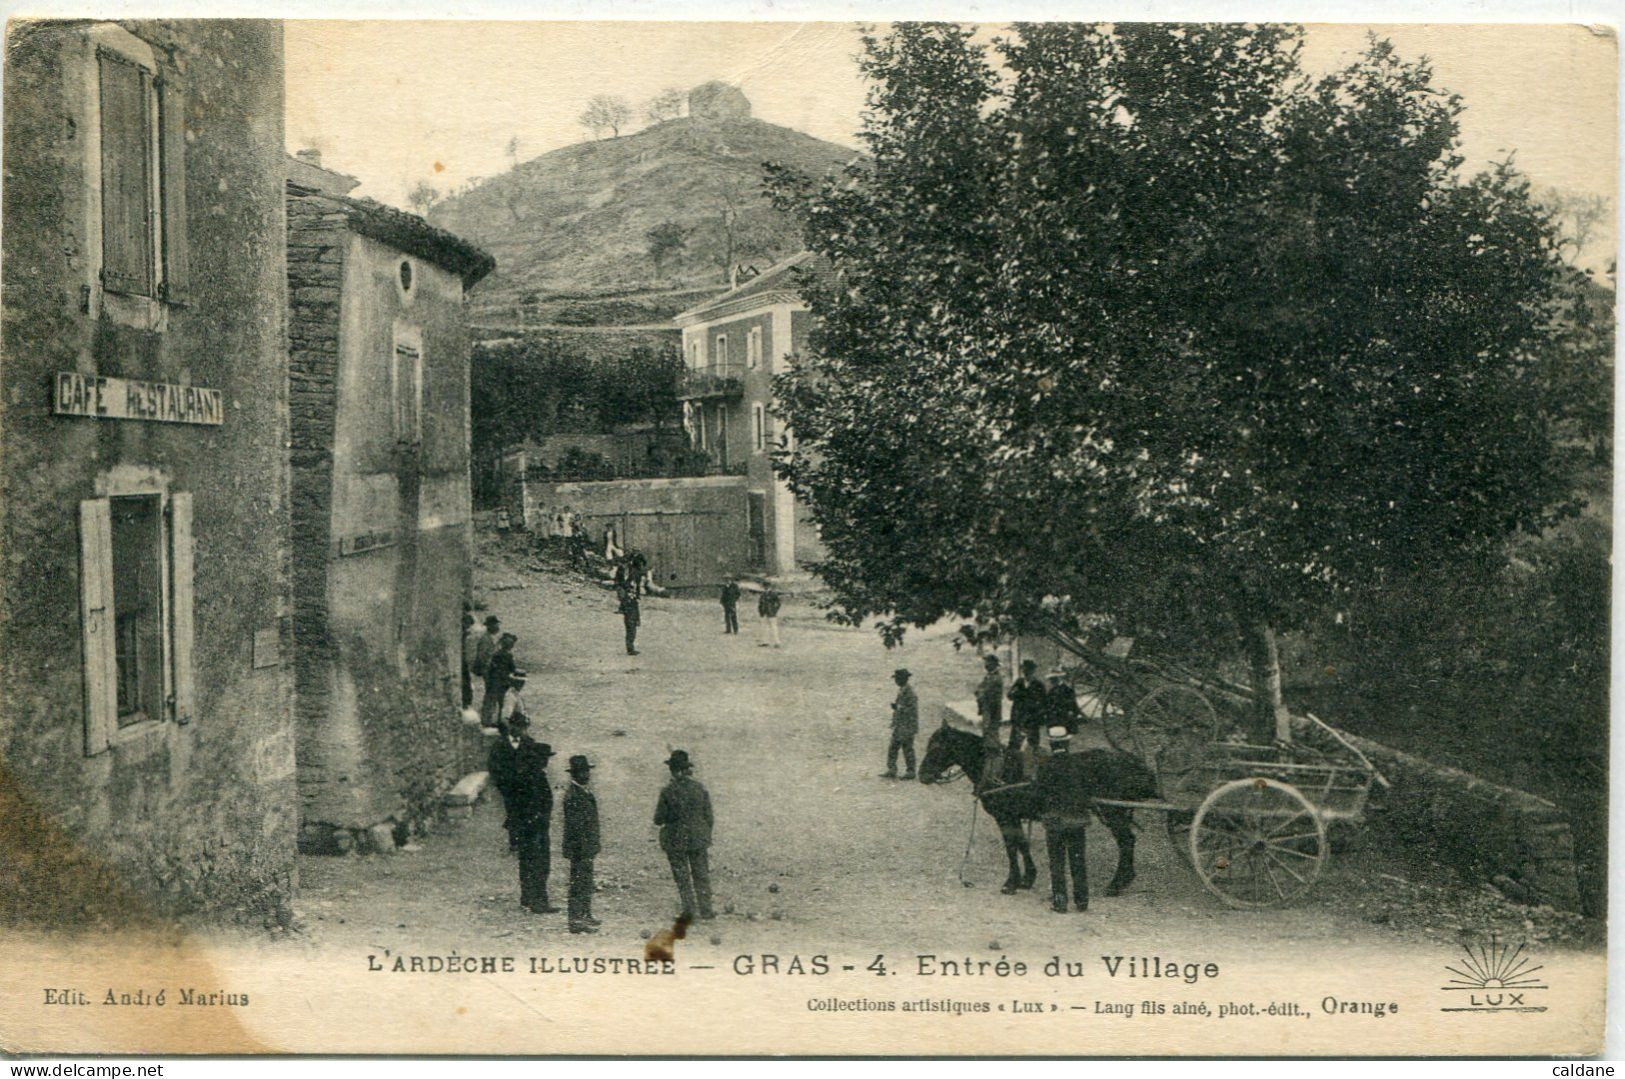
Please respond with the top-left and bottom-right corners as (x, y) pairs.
(753, 403), (766, 453)
(747, 326), (762, 369)
(96, 46), (188, 305)
(393, 343), (423, 444)
(80, 490), (195, 754)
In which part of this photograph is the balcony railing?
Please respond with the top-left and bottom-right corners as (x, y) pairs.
(677, 363), (745, 401)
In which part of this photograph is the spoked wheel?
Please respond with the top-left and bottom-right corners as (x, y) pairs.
(1189, 777), (1326, 908)
(1131, 684), (1219, 761)
(1076, 675), (1134, 752)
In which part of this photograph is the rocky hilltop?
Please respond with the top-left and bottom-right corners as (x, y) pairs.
(428, 84), (857, 325)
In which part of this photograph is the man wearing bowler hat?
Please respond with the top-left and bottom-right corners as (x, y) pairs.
(654, 750), (714, 921)
(880, 668), (918, 779)
(562, 755), (601, 934)
(490, 713), (558, 913)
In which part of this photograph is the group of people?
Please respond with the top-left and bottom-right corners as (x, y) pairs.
(718, 579), (782, 647)
(462, 599), (719, 931)
(463, 612), (527, 727)
(487, 722), (717, 933)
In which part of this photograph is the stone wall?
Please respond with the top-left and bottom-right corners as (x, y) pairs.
(0, 20), (295, 925)
(538, 476), (752, 589)
(288, 216), (476, 851)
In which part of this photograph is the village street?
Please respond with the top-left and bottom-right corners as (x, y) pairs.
(287, 542), (1589, 966)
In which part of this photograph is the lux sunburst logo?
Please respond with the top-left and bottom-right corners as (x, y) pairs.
(1440, 933), (1549, 1013)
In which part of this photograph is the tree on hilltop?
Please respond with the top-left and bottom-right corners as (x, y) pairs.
(579, 94), (633, 139)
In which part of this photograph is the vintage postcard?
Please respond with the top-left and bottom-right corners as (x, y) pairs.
(0, 16), (1613, 1057)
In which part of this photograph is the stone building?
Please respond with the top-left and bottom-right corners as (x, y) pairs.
(285, 152), (494, 853)
(0, 20), (295, 923)
(674, 252), (828, 575)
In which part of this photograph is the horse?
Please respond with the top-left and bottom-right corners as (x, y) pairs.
(917, 722), (1160, 899)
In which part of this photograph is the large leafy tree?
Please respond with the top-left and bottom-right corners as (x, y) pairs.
(771, 24), (1581, 741)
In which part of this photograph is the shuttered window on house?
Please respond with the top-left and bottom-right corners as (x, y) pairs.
(157, 75), (190, 304)
(98, 51), (154, 297)
(78, 492), (197, 754)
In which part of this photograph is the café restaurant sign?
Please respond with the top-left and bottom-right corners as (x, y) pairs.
(54, 372), (224, 427)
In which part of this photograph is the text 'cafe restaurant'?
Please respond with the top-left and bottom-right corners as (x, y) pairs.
(55, 371), (226, 427)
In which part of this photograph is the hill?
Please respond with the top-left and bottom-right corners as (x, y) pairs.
(428, 86), (857, 323)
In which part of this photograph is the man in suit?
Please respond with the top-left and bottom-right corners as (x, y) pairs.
(1006, 658), (1046, 756)
(654, 749), (715, 921)
(1034, 725), (1091, 913)
(562, 754), (601, 934)
(482, 632), (520, 728)
(720, 580), (741, 635)
(880, 668), (919, 779)
(617, 584), (641, 656)
(1046, 668), (1083, 736)
(488, 713), (558, 913)
(975, 653), (1005, 785)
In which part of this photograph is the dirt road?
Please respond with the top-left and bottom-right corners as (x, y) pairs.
(289, 557), (1589, 964)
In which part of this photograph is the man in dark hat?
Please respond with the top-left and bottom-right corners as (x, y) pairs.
(654, 750), (714, 920)
(1034, 724), (1091, 913)
(617, 583), (640, 656)
(562, 755), (601, 934)
(880, 668), (918, 780)
(1046, 667), (1083, 737)
(1006, 658), (1046, 757)
(480, 626), (517, 728)
(489, 713), (558, 913)
(719, 579), (741, 635)
(975, 653), (1005, 785)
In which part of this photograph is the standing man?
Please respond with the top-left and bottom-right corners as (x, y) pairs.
(1007, 658), (1046, 757)
(655, 750), (715, 921)
(617, 583), (641, 656)
(975, 653), (1005, 785)
(562, 755), (601, 934)
(1034, 725), (1091, 913)
(880, 668), (919, 779)
(490, 714), (557, 913)
(757, 585), (782, 648)
(472, 615), (500, 713)
(1046, 668), (1083, 736)
(460, 610), (477, 709)
(720, 579), (741, 635)
(483, 632), (520, 728)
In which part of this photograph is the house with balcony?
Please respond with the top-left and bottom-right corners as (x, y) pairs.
(674, 253), (829, 575)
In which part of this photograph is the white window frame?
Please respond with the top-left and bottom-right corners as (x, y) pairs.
(79, 468), (195, 755)
(716, 333), (729, 369)
(747, 325), (762, 369)
(753, 403), (766, 453)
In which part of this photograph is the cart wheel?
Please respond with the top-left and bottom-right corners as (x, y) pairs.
(1098, 689), (1135, 753)
(1131, 684), (1219, 761)
(1155, 730), (1214, 806)
(1189, 777), (1326, 908)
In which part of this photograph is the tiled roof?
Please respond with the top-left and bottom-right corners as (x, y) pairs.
(675, 252), (835, 323)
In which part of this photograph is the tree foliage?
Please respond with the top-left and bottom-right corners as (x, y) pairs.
(472, 340), (685, 465)
(769, 24), (1591, 736)
(646, 221), (689, 274)
(646, 87), (686, 124)
(579, 94), (633, 139)
(405, 179), (439, 215)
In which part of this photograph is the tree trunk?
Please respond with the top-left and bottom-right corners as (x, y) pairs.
(1244, 620), (1292, 744)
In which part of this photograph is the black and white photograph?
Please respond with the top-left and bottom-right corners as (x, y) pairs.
(0, 14), (1614, 1057)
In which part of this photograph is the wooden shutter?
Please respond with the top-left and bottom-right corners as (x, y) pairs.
(98, 52), (154, 297)
(168, 492), (195, 724)
(79, 499), (117, 754)
(157, 75), (190, 304)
